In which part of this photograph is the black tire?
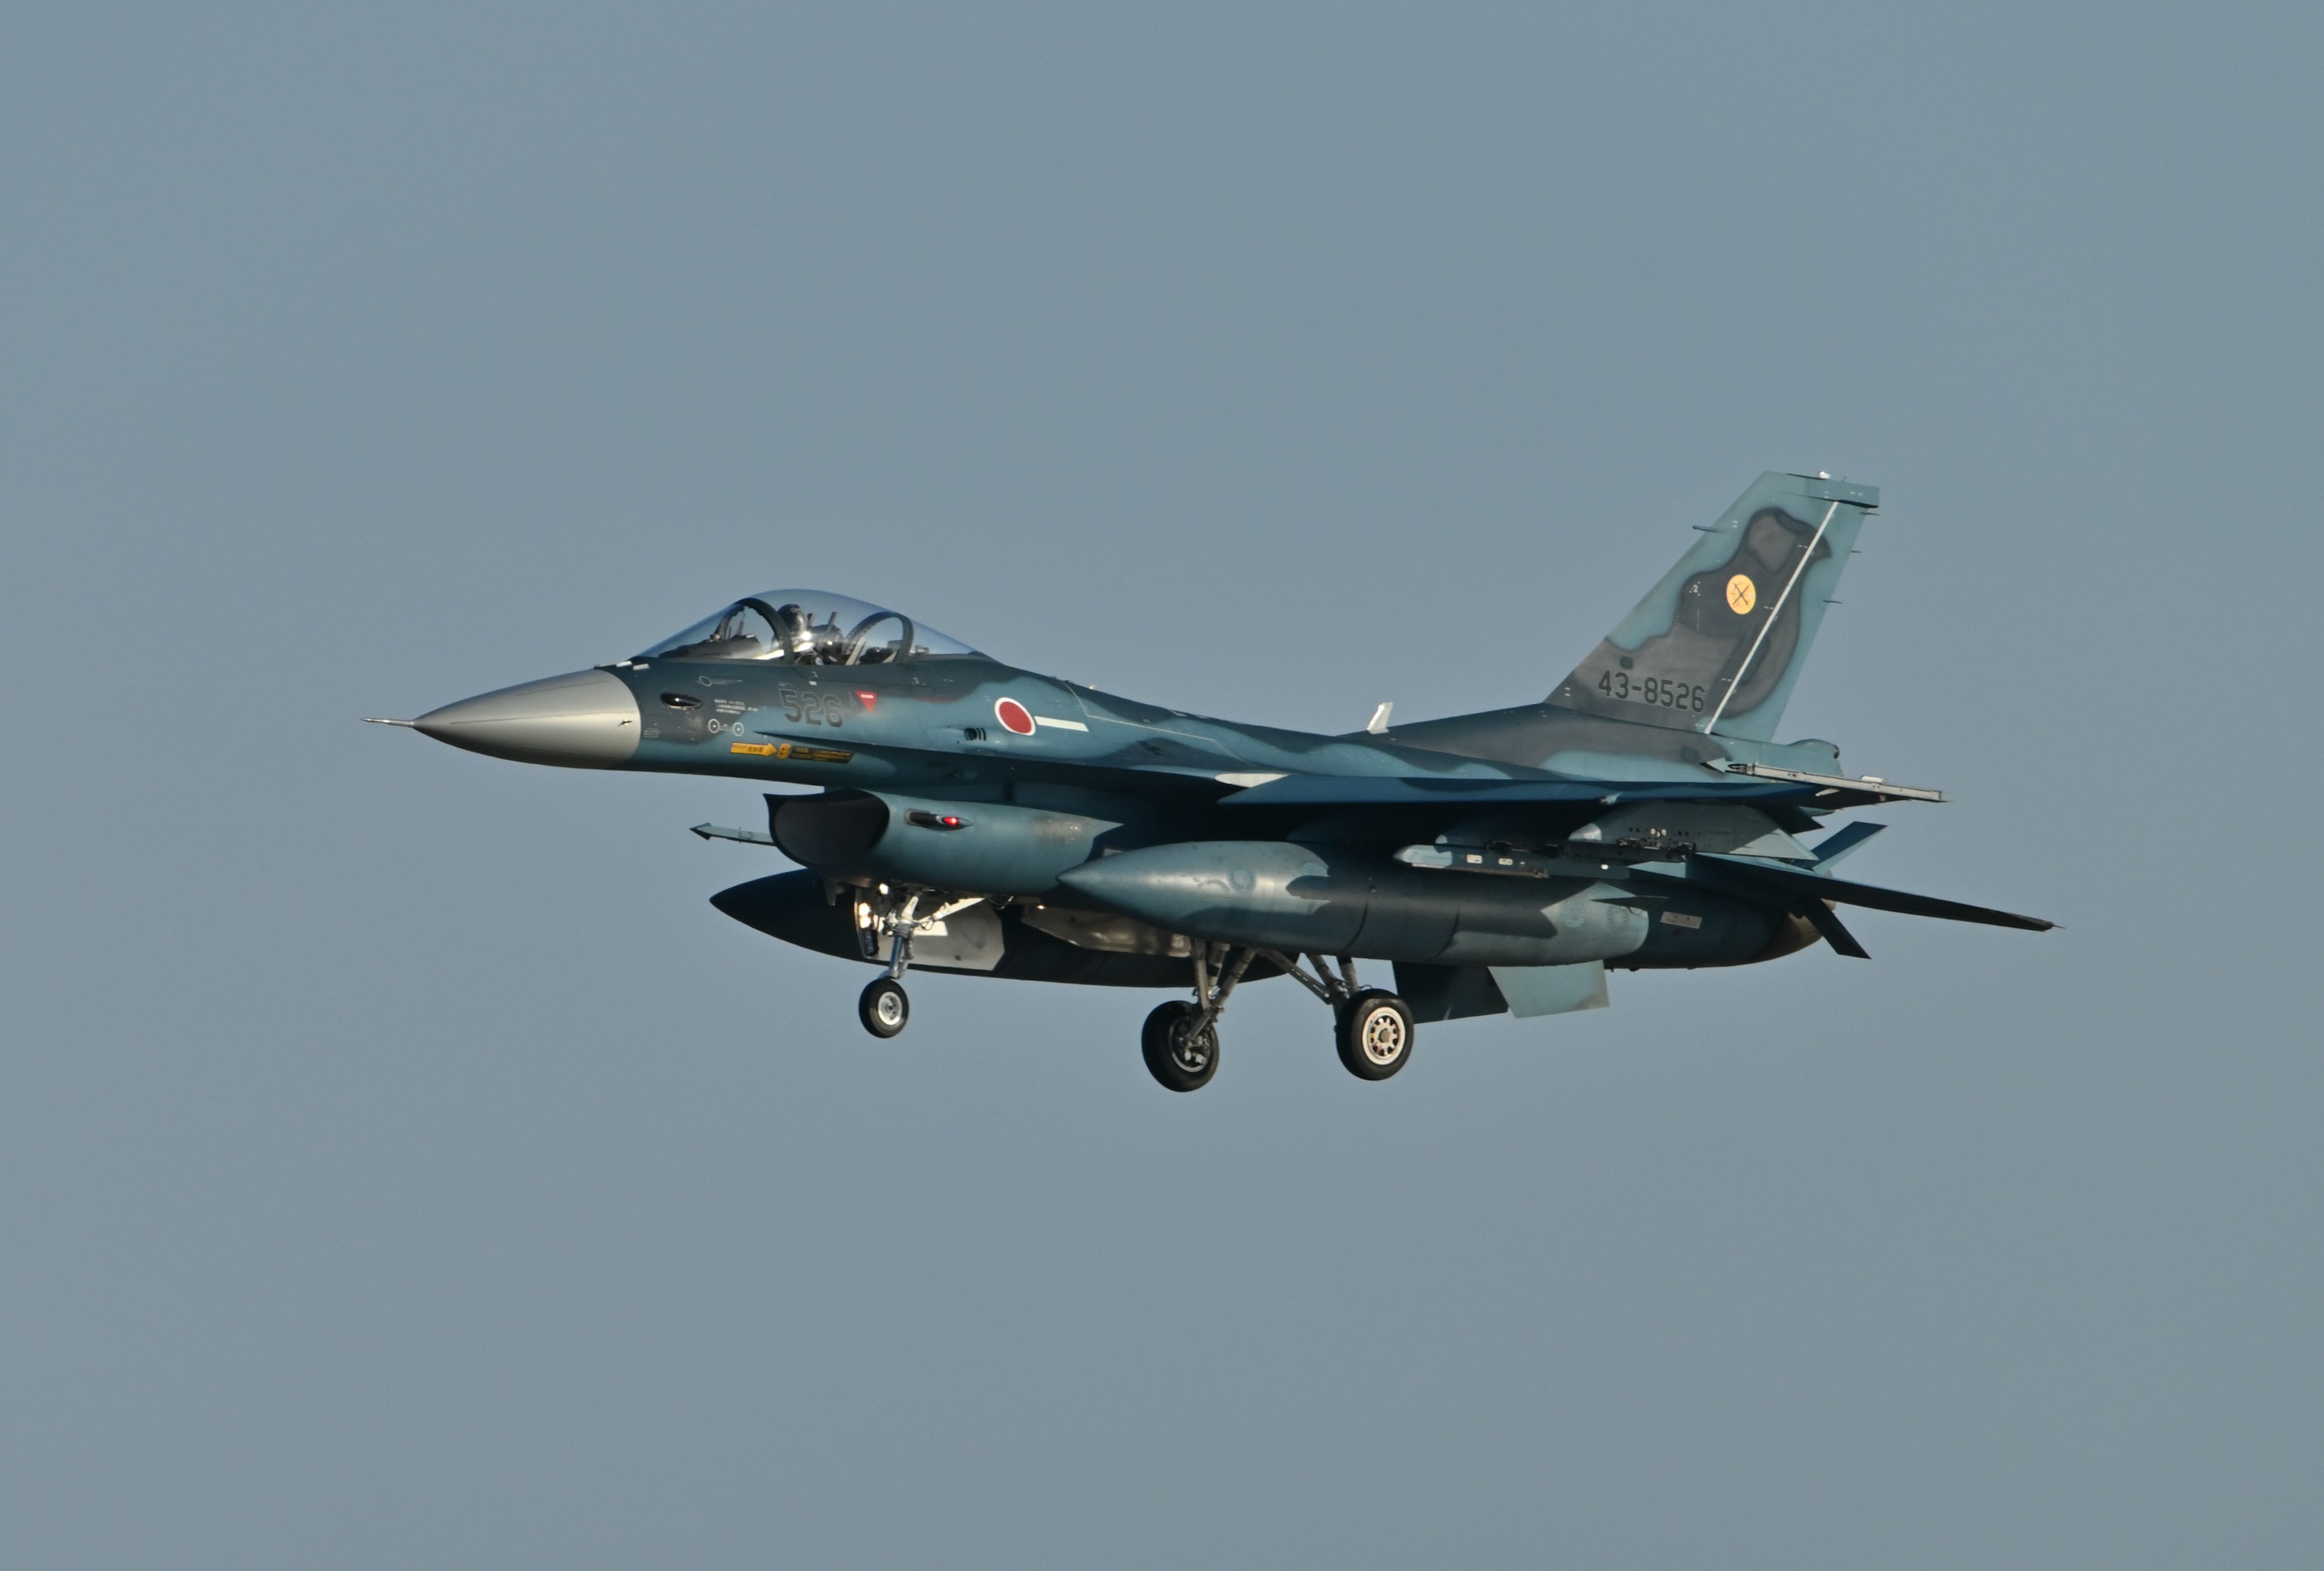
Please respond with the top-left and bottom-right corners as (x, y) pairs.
(1140, 1000), (1219, 1092)
(1336, 990), (1414, 1080)
(859, 977), (910, 1038)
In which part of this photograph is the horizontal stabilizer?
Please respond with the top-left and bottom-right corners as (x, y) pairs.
(1691, 852), (2053, 932)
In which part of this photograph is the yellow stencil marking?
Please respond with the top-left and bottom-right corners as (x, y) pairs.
(1725, 574), (1758, 615)
(731, 739), (853, 763)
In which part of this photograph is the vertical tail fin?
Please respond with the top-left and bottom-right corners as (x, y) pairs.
(1549, 472), (1877, 742)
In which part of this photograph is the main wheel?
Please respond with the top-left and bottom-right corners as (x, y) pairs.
(1336, 990), (1414, 1080)
(859, 977), (910, 1038)
(1140, 1000), (1219, 1092)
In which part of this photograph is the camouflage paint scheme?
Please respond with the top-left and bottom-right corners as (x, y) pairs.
(393, 472), (2049, 1038)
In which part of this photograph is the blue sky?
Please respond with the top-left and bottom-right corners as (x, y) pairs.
(5, 5), (2319, 1565)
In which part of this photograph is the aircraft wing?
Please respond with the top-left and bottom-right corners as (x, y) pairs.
(1211, 772), (2052, 935)
(1214, 769), (1939, 810)
(1646, 851), (2056, 931)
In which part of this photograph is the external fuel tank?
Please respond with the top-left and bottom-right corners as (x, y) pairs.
(1057, 840), (1790, 968)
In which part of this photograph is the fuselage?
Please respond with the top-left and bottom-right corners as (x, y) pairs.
(415, 649), (1846, 796)
(406, 647), (1842, 982)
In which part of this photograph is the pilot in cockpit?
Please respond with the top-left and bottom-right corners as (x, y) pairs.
(643, 591), (974, 667)
(680, 605), (769, 660)
(772, 602), (843, 663)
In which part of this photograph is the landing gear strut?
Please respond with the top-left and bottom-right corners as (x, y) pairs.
(1137, 946), (1416, 1089)
(852, 888), (985, 1039)
(1259, 950), (1416, 1081)
(1140, 942), (1255, 1092)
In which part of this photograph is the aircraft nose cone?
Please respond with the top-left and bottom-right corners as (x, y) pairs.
(413, 669), (642, 767)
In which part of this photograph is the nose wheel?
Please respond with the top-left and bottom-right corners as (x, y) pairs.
(859, 977), (910, 1038)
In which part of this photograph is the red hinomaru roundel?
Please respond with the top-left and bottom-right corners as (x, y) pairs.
(994, 697), (1036, 736)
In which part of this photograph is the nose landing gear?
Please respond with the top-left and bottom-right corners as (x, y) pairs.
(852, 888), (985, 1039)
(859, 977), (910, 1037)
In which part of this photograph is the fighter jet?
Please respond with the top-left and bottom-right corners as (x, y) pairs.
(373, 472), (2050, 1091)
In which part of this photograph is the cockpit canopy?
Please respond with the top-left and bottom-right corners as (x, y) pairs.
(639, 590), (980, 667)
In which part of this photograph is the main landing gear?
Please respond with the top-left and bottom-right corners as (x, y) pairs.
(1140, 1000), (1218, 1092)
(1141, 943), (1250, 1092)
(1335, 989), (1415, 1080)
(1138, 946), (1416, 1091)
